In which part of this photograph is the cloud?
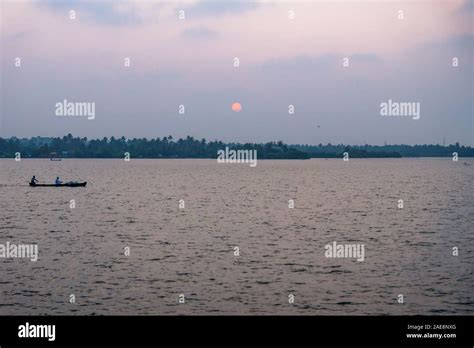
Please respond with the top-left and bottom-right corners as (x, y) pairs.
(37, 0), (158, 25)
(4, 31), (30, 42)
(458, 0), (473, 14)
(261, 54), (337, 70)
(186, 0), (260, 17)
(445, 33), (474, 47)
(260, 53), (381, 73)
(181, 26), (218, 39)
(349, 53), (381, 63)
(419, 33), (473, 53)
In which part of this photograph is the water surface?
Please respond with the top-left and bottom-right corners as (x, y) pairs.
(0, 158), (473, 315)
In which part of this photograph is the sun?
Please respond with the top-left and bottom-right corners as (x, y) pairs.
(231, 102), (242, 112)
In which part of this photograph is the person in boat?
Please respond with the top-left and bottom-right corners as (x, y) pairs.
(55, 177), (62, 185)
(30, 176), (38, 185)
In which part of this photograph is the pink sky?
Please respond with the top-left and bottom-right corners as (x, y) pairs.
(1, 0), (473, 145)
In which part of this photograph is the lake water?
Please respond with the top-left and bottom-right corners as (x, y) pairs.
(0, 158), (473, 315)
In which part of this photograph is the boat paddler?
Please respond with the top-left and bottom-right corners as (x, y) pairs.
(30, 176), (38, 185)
(55, 177), (62, 185)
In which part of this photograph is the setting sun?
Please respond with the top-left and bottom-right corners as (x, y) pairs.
(231, 102), (242, 112)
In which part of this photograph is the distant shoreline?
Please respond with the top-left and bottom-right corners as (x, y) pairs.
(1, 134), (473, 159)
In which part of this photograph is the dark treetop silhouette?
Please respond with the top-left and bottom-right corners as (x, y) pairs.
(1, 134), (472, 159)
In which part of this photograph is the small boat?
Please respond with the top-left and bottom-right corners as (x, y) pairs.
(29, 182), (87, 187)
(49, 152), (62, 161)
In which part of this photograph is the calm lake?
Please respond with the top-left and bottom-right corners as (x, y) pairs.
(0, 158), (473, 315)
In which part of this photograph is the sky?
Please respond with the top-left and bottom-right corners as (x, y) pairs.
(1, 0), (473, 145)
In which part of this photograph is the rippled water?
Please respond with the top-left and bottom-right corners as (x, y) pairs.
(0, 158), (473, 315)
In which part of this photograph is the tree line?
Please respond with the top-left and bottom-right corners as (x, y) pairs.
(0, 134), (309, 159)
(0, 134), (472, 159)
(293, 142), (473, 158)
